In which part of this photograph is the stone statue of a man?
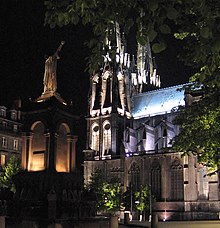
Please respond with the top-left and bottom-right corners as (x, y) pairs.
(43, 41), (65, 93)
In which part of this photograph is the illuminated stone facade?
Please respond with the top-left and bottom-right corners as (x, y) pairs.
(84, 85), (220, 220)
(21, 97), (78, 172)
(83, 26), (220, 220)
(0, 101), (22, 170)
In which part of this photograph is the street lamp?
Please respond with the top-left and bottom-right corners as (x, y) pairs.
(149, 183), (152, 222)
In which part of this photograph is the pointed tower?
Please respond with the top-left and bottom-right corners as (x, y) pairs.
(84, 23), (132, 161)
(84, 22), (162, 162)
(131, 38), (161, 95)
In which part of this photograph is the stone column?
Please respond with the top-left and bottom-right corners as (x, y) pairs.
(67, 134), (73, 173)
(22, 133), (30, 170)
(21, 133), (27, 170)
(44, 132), (50, 170)
(47, 132), (58, 171)
(27, 133), (33, 171)
(70, 136), (78, 172)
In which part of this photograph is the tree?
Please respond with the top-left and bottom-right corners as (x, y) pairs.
(122, 185), (153, 220)
(88, 168), (122, 214)
(44, 0), (220, 165)
(0, 156), (22, 192)
(173, 85), (220, 168)
(134, 185), (151, 215)
(102, 181), (121, 214)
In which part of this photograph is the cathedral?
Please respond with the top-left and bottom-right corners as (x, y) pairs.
(83, 24), (220, 220)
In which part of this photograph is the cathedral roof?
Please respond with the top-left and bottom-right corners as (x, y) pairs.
(132, 84), (186, 119)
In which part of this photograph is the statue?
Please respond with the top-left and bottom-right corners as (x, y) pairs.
(43, 41), (65, 93)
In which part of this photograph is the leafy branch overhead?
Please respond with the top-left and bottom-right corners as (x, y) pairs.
(173, 86), (220, 168)
(45, 0), (219, 78)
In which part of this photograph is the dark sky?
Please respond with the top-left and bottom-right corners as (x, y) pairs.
(0, 0), (194, 115)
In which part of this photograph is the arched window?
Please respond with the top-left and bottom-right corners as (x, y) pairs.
(171, 159), (184, 201)
(151, 161), (161, 200)
(129, 162), (140, 191)
(30, 121), (46, 171)
(56, 123), (70, 172)
(142, 128), (147, 140)
(162, 127), (167, 148)
(198, 164), (209, 199)
(91, 124), (99, 151)
(102, 121), (111, 156)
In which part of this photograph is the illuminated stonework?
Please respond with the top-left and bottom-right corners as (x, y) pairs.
(56, 123), (70, 172)
(28, 121), (46, 171)
(22, 97), (78, 173)
(102, 121), (111, 157)
(84, 24), (220, 220)
(91, 124), (99, 151)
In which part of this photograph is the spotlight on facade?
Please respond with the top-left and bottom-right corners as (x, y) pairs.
(163, 215), (167, 221)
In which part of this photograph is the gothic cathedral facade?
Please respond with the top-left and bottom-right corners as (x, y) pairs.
(83, 24), (220, 220)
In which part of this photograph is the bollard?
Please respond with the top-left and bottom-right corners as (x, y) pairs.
(124, 212), (130, 225)
(109, 215), (118, 228)
(151, 213), (158, 228)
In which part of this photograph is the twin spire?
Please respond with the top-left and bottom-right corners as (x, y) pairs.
(89, 22), (161, 118)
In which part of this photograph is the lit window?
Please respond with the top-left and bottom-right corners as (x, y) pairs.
(102, 122), (111, 156)
(171, 159), (184, 201)
(0, 108), (6, 117)
(0, 154), (6, 166)
(91, 125), (99, 151)
(14, 139), (19, 150)
(129, 162), (140, 191)
(11, 112), (17, 120)
(151, 162), (161, 200)
(162, 128), (167, 148)
(2, 121), (7, 127)
(13, 125), (18, 132)
(2, 137), (7, 148)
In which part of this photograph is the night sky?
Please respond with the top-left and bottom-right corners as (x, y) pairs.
(1, 0), (194, 116)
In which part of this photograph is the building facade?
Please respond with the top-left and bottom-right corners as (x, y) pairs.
(0, 102), (22, 170)
(83, 25), (220, 220)
(3, 42), (97, 228)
